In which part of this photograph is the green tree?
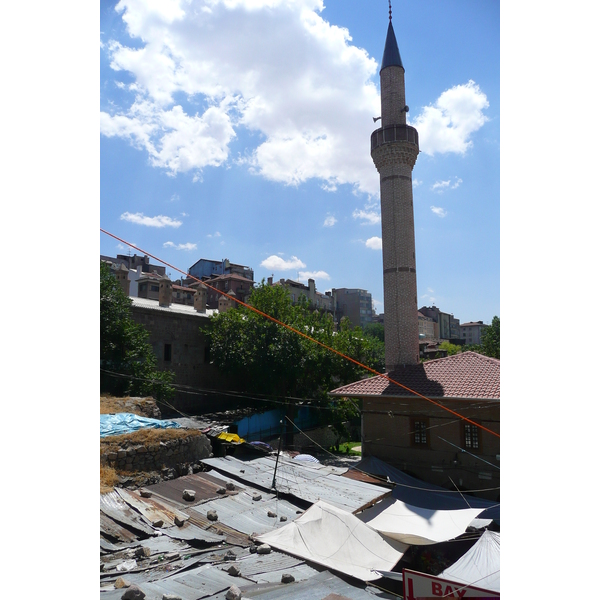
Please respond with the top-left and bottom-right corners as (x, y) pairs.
(100, 262), (174, 400)
(362, 322), (385, 343)
(205, 282), (384, 436)
(480, 316), (500, 359)
(438, 340), (462, 356)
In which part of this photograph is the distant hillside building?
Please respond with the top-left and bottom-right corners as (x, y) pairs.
(188, 258), (253, 282)
(418, 311), (435, 340)
(192, 273), (255, 309)
(267, 277), (335, 314)
(460, 321), (489, 345)
(333, 288), (376, 329)
(101, 253), (166, 277)
(419, 306), (461, 342)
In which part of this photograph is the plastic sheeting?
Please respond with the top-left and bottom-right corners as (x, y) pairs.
(256, 500), (408, 582)
(293, 454), (320, 463)
(356, 497), (485, 545)
(439, 530), (500, 593)
(100, 413), (182, 438)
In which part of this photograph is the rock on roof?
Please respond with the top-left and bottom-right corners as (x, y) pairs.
(330, 351), (499, 400)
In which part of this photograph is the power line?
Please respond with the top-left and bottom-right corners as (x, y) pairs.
(100, 228), (499, 440)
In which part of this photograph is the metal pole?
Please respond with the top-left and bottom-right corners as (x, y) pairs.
(271, 418), (285, 490)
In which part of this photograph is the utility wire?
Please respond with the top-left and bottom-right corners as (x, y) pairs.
(101, 228), (500, 440)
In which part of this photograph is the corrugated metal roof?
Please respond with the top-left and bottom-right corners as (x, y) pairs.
(232, 550), (319, 584)
(188, 491), (303, 537)
(100, 490), (156, 537)
(143, 471), (244, 507)
(237, 569), (398, 599)
(116, 487), (190, 528)
(202, 456), (391, 513)
(140, 562), (247, 599)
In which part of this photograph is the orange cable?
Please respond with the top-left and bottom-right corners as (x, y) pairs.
(100, 228), (500, 439)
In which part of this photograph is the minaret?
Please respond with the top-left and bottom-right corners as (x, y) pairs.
(371, 6), (420, 370)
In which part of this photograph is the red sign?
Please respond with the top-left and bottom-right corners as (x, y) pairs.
(403, 569), (499, 599)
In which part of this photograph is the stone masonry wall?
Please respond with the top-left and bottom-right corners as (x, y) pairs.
(101, 432), (212, 472)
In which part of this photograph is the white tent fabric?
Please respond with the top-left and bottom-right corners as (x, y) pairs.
(439, 530), (500, 592)
(255, 500), (407, 582)
(356, 496), (485, 545)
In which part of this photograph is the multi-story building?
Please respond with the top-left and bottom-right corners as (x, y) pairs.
(333, 288), (376, 329)
(460, 321), (488, 346)
(267, 277), (335, 314)
(192, 273), (255, 309)
(419, 306), (461, 343)
(418, 311), (435, 340)
(101, 253), (166, 277)
(188, 258), (254, 282)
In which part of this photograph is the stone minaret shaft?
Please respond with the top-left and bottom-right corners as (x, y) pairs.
(371, 19), (420, 370)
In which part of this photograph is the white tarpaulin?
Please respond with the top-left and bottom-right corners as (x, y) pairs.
(439, 530), (500, 592)
(255, 500), (407, 582)
(356, 496), (485, 545)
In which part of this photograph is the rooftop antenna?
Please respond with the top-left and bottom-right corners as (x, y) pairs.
(389, 0), (392, 21)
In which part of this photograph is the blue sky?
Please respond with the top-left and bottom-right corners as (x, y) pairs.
(100, 0), (500, 324)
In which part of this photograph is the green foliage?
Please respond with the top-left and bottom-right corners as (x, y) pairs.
(480, 316), (500, 359)
(362, 322), (385, 343)
(206, 282), (384, 430)
(438, 340), (462, 356)
(100, 263), (174, 400)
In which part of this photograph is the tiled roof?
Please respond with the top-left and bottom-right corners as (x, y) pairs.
(330, 351), (499, 400)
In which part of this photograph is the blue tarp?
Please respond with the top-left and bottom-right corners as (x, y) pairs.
(100, 413), (182, 438)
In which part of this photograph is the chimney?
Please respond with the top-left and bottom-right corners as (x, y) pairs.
(267, 276), (273, 286)
(114, 264), (131, 297)
(308, 278), (315, 299)
(218, 290), (236, 313)
(158, 277), (173, 307)
(194, 283), (207, 313)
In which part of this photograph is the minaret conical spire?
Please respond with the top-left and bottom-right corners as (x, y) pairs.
(381, 19), (403, 72)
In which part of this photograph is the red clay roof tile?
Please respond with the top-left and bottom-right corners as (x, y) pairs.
(330, 351), (499, 400)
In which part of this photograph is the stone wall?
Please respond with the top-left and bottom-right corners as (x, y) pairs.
(101, 432), (212, 473)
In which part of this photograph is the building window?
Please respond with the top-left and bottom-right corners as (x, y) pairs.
(151, 285), (159, 292)
(164, 343), (172, 362)
(463, 423), (480, 451)
(411, 418), (429, 446)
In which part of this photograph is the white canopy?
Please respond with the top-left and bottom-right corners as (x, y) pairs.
(439, 530), (500, 593)
(356, 496), (485, 545)
(256, 500), (407, 582)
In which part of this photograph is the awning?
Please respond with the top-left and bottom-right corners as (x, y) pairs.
(356, 496), (485, 545)
(438, 529), (500, 593)
(256, 500), (408, 582)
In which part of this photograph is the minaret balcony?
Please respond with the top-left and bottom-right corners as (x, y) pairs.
(371, 124), (419, 153)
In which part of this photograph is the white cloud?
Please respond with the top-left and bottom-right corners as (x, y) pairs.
(413, 178), (422, 187)
(120, 212), (183, 227)
(432, 177), (462, 193)
(365, 236), (382, 250)
(170, 193), (180, 202)
(261, 254), (306, 270)
(430, 206), (447, 218)
(101, 0), (381, 193)
(207, 231), (221, 238)
(163, 241), (197, 250)
(432, 180), (450, 192)
(323, 215), (337, 227)
(411, 80), (489, 156)
(353, 208), (380, 225)
(299, 270), (330, 281)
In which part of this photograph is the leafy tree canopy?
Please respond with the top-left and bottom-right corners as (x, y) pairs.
(205, 283), (384, 434)
(100, 262), (174, 400)
(480, 316), (500, 359)
(438, 340), (462, 356)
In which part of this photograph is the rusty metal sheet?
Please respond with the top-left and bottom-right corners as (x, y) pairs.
(116, 487), (189, 528)
(144, 471), (245, 507)
(100, 491), (156, 537)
